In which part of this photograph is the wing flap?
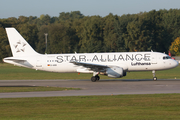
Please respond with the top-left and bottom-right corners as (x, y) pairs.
(70, 61), (108, 72)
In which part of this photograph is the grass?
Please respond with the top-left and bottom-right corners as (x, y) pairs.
(0, 63), (179, 80)
(0, 64), (180, 119)
(0, 86), (80, 93)
(0, 94), (180, 120)
(0, 63), (82, 92)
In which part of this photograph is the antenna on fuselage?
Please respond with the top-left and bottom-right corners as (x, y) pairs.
(151, 50), (153, 52)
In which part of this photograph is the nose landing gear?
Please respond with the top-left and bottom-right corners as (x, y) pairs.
(152, 70), (157, 81)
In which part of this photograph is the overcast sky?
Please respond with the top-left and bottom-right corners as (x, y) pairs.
(1, 0), (180, 18)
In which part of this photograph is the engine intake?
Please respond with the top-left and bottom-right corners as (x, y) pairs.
(106, 67), (126, 78)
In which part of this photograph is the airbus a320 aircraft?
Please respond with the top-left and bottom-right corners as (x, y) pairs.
(3, 28), (179, 82)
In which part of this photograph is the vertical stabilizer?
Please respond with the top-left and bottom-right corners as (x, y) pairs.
(5, 28), (39, 57)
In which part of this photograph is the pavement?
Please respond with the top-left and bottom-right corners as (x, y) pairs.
(0, 79), (180, 98)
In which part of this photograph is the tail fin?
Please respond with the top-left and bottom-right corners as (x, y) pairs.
(5, 28), (39, 57)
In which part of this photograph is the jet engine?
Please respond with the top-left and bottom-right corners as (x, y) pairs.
(106, 67), (126, 78)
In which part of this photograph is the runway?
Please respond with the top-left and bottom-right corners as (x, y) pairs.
(0, 79), (180, 98)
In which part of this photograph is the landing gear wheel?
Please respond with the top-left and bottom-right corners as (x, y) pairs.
(95, 75), (100, 81)
(153, 77), (157, 81)
(91, 76), (97, 82)
(152, 70), (157, 81)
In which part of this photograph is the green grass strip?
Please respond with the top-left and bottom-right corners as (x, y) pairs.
(0, 94), (180, 120)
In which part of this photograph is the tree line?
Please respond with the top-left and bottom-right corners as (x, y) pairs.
(1, 9), (180, 62)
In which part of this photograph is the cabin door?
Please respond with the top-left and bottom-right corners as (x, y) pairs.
(36, 57), (43, 69)
(151, 53), (157, 64)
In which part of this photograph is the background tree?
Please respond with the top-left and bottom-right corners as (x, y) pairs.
(0, 27), (10, 61)
(48, 23), (77, 53)
(169, 37), (180, 55)
(78, 16), (104, 53)
(59, 11), (84, 22)
(124, 13), (152, 51)
(1, 9), (180, 62)
(16, 24), (39, 50)
(103, 13), (118, 52)
(36, 25), (49, 54)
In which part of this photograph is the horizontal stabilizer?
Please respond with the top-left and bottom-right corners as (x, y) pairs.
(3, 57), (27, 62)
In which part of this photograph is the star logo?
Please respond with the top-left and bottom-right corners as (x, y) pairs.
(14, 40), (26, 53)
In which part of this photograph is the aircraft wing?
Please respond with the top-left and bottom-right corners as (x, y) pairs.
(70, 61), (108, 72)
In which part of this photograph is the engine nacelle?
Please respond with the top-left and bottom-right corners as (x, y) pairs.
(106, 67), (126, 78)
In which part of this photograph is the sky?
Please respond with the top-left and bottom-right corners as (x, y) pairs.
(1, 0), (180, 18)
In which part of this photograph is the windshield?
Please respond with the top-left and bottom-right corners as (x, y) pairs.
(163, 56), (172, 60)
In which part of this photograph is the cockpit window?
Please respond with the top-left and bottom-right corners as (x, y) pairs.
(163, 56), (172, 60)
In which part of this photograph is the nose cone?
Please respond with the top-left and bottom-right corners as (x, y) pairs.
(172, 60), (179, 68)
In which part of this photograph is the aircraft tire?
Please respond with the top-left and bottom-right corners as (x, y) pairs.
(91, 76), (97, 82)
(95, 75), (100, 81)
(153, 77), (157, 81)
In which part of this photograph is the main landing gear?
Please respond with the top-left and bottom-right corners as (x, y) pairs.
(152, 70), (157, 81)
(91, 75), (100, 82)
(91, 72), (100, 82)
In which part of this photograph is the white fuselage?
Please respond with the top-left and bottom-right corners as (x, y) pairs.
(4, 52), (179, 73)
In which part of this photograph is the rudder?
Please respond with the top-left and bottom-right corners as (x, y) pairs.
(5, 28), (39, 57)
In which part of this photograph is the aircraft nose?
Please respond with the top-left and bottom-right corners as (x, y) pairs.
(173, 60), (179, 68)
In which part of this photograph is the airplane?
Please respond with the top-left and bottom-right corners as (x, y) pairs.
(3, 28), (179, 82)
